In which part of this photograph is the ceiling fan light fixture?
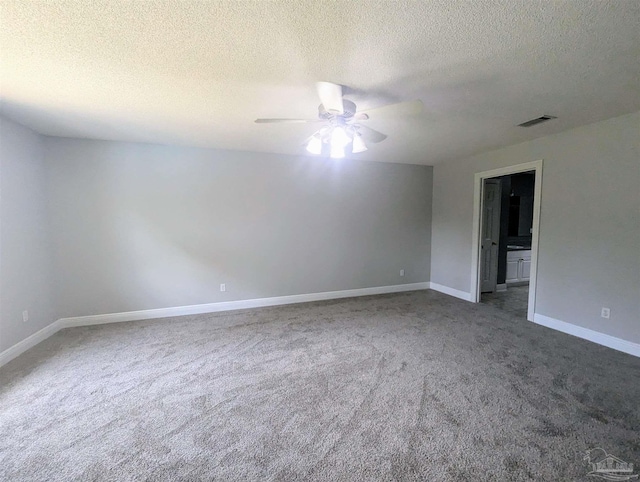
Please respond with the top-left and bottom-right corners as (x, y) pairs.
(256, 82), (406, 158)
(256, 82), (420, 158)
(352, 132), (367, 153)
(306, 134), (323, 155)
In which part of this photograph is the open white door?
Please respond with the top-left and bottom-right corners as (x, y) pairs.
(480, 179), (502, 293)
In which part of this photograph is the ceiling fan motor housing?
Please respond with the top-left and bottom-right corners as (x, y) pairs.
(319, 99), (357, 120)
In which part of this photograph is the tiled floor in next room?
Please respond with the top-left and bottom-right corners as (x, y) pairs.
(481, 285), (529, 319)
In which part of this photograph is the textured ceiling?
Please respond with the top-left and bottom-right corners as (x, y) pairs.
(1, 0), (639, 165)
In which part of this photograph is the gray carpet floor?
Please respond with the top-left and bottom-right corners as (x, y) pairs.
(1, 290), (639, 481)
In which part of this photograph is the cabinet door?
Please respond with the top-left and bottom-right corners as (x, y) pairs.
(506, 259), (520, 282)
(521, 259), (531, 280)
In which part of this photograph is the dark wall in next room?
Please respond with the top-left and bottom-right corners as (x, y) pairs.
(497, 171), (535, 285)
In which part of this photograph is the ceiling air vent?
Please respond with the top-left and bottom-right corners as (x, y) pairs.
(518, 115), (557, 127)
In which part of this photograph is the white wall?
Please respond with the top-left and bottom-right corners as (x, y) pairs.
(44, 138), (433, 318)
(432, 111), (640, 344)
(0, 117), (56, 352)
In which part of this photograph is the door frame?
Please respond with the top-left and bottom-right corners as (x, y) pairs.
(470, 160), (543, 321)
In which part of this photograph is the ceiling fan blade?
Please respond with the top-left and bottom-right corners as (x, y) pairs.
(316, 81), (344, 115)
(255, 118), (322, 123)
(356, 124), (388, 143)
(359, 99), (423, 119)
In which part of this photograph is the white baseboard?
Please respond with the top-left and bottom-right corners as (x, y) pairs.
(0, 282), (429, 367)
(59, 282), (430, 328)
(533, 314), (640, 358)
(0, 320), (63, 367)
(428, 282), (473, 302)
(4, 285), (637, 368)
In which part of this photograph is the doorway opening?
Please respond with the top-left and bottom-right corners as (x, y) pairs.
(470, 161), (542, 321)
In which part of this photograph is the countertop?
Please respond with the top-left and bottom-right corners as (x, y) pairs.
(507, 245), (531, 251)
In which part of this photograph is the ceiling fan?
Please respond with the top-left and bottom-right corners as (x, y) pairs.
(255, 82), (423, 159)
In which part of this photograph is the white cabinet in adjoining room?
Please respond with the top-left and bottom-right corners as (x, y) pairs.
(506, 257), (520, 283)
(506, 250), (531, 284)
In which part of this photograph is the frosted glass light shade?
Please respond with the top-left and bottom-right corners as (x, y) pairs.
(330, 144), (345, 159)
(352, 133), (367, 153)
(306, 135), (322, 155)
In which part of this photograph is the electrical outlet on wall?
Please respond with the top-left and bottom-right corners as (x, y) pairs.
(22, 310), (29, 322)
(220, 283), (226, 292)
(601, 307), (610, 319)
(400, 269), (405, 277)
